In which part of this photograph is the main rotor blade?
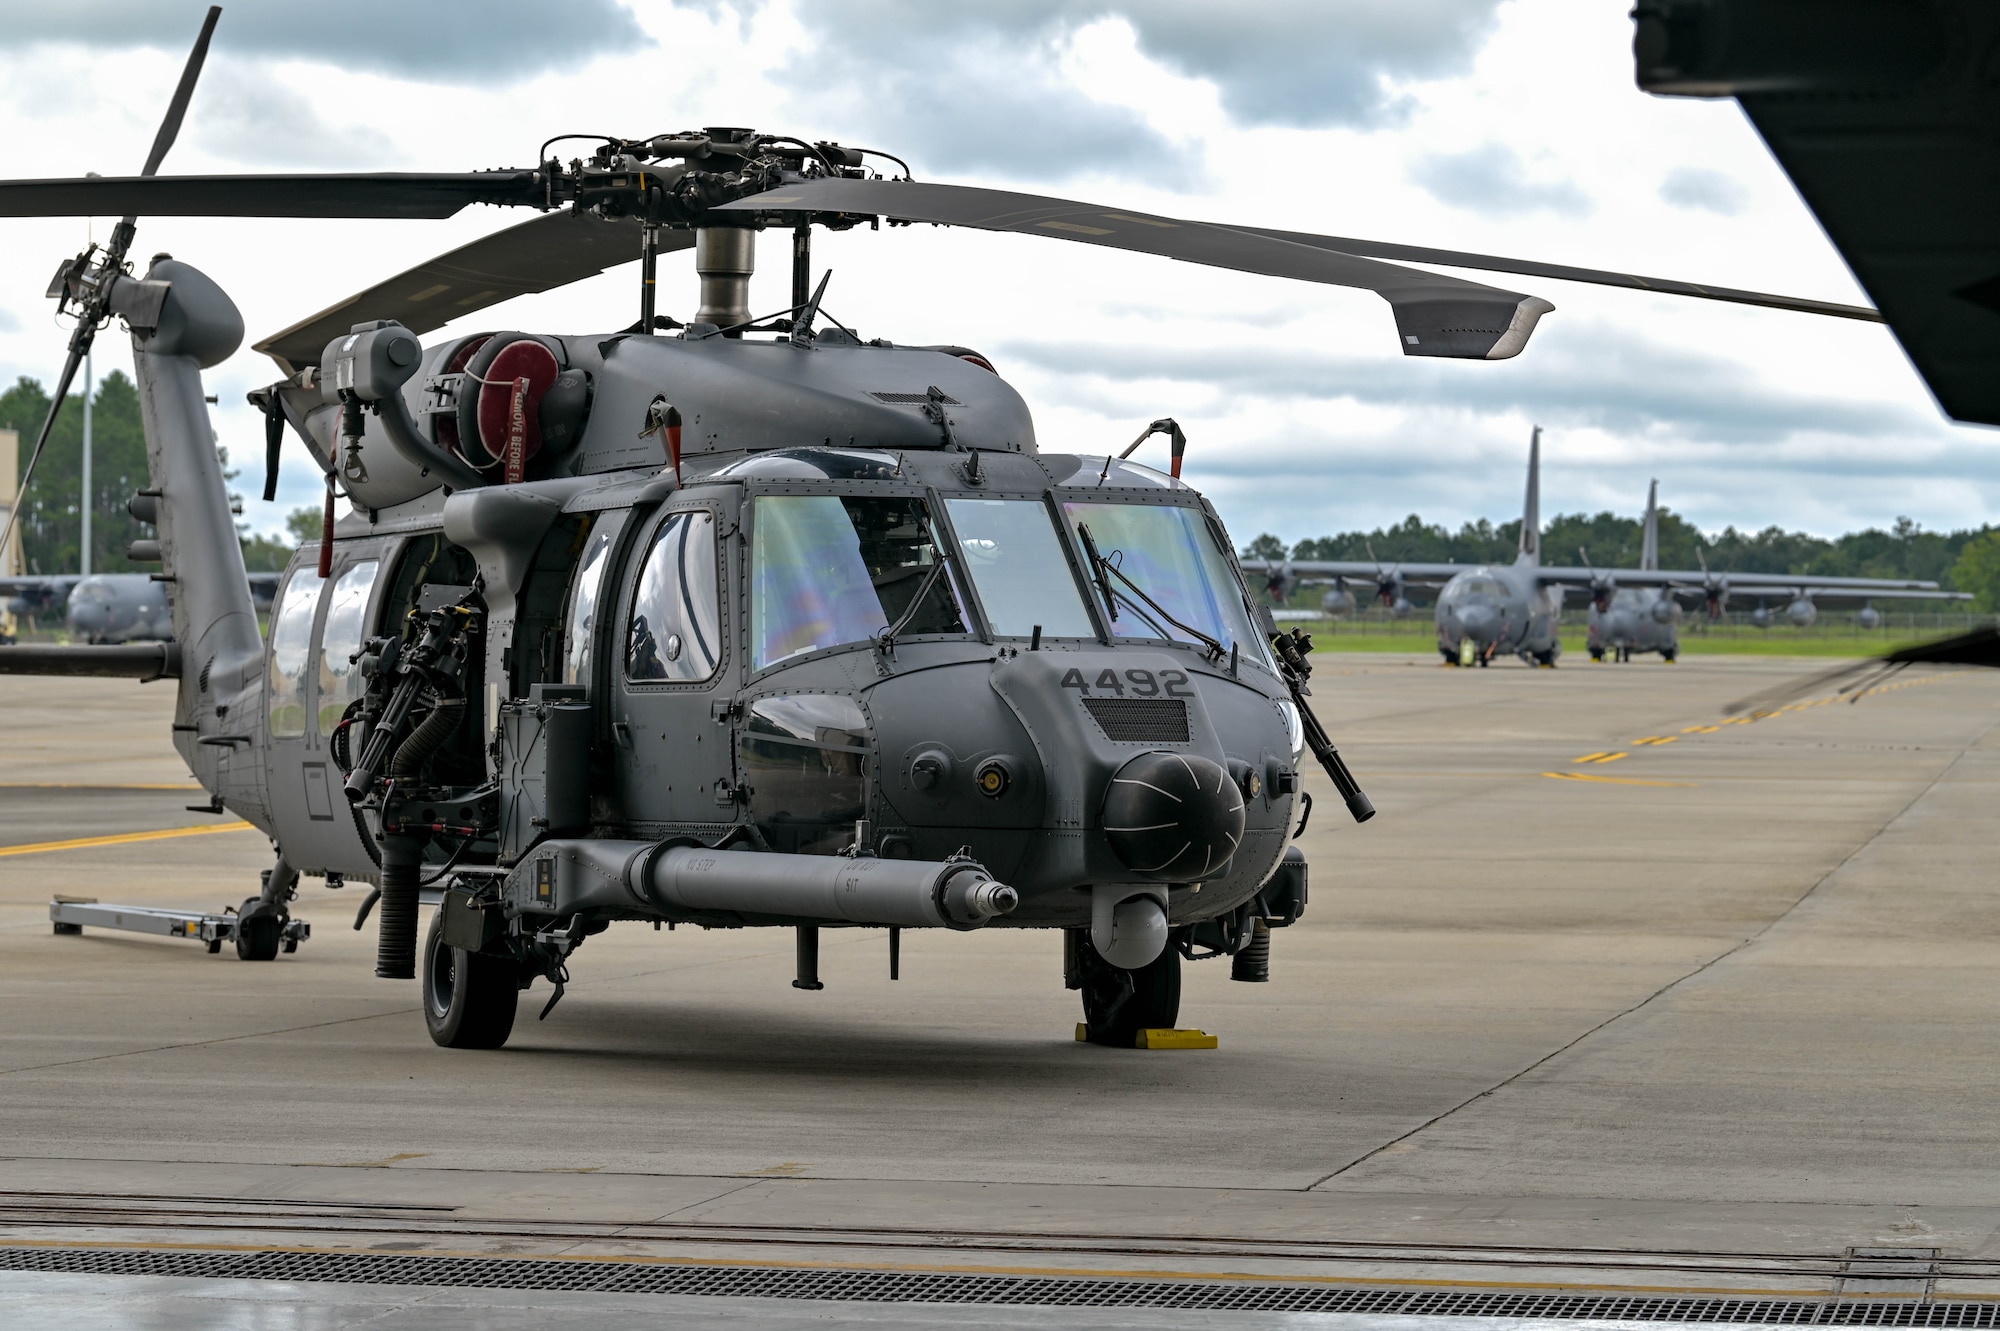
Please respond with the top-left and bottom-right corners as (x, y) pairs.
(718, 177), (1554, 360)
(0, 172), (546, 220)
(1231, 226), (1884, 323)
(254, 210), (675, 371)
(139, 6), (222, 181)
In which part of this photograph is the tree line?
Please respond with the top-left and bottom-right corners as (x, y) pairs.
(0, 373), (292, 575)
(1242, 510), (2000, 611)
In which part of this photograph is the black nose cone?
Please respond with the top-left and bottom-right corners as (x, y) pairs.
(1102, 752), (1246, 882)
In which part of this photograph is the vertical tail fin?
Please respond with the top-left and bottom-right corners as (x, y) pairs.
(1516, 425), (1541, 566)
(129, 258), (264, 818)
(1641, 479), (1660, 571)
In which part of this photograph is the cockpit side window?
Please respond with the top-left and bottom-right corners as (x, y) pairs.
(267, 567), (325, 739)
(563, 520), (616, 688)
(626, 510), (723, 683)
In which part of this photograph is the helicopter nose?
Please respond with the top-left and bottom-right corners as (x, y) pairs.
(1102, 751), (1245, 883)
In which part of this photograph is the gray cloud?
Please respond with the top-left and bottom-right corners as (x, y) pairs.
(1117, 0), (1504, 129)
(1659, 167), (1750, 216)
(0, 0), (648, 84)
(1409, 143), (1592, 217)
(185, 61), (399, 168)
(705, 0), (1504, 180)
(996, 318), (1926, 447)
(0, 307), (19, 333)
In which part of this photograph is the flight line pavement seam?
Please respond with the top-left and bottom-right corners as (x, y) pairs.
(1305, 706), (1991, 1193)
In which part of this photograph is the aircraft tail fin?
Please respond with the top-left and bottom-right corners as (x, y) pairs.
(129, 258), (264, 798)
(1641, 479), (1660, 571)
(1516, 425), (1541, 566)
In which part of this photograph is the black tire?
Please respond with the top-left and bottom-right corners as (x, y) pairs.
(235, 913), (281, 962)
(423, 911), (521, 1049)
(1077, 933), (1181, 1047)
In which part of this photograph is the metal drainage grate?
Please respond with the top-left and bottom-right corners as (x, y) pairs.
(1082, 697), (1191, 743)
(0, 1246), (1994, 1321)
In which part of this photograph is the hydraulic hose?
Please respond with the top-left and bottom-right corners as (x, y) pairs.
(388, 697), (463, 781)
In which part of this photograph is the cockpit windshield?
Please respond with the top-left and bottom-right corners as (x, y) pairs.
(1611, 588), (1646, 610)
(751, 495), (967, 669)
(1447, 575), (1505, 601)
(945, 498), (1094, 638)
(1060, 501), (1267, 664)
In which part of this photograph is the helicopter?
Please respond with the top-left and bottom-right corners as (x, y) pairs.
(0, 7), (1891, 1051)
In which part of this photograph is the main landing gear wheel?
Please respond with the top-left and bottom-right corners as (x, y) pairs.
(422, 911), (521, 1049)
(1077, 933), (1181, 1047)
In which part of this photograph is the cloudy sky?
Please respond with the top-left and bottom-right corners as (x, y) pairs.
(0, 0), (1990, 548)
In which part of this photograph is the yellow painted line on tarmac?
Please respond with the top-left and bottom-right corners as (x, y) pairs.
(1542, 772), (1698, 788)
(0, 821), (254, 858)
(1572, 751), (1627, 764)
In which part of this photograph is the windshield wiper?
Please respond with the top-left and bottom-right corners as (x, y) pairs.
(874, 559), (948, 657)
(1075, 522), (1226, 662)
(875, 505), (956, 657)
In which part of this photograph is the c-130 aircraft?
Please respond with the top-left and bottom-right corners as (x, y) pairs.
(1248, 429), (1959, 667)
(0, 8), (1903, 1051)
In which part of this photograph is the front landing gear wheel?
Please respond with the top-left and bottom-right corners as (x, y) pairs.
(423, 911), (521, 1049)
(1077, 933), (1181, 1047)
(235, 912), (281, 961)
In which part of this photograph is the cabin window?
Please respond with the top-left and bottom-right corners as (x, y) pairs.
(1061, 501), (1266, 664)
(740, 694), (869, 855)
(626, 510), (722, 682)
(267, 568), (325, 739)
(750, 495), (965, 669)
(316, 561), (379, 736)
(945, 498), (1094, 638)
(563, 522), (616, 687)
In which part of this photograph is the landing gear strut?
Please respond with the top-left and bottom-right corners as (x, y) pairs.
(1068, 929), (1181, 1047)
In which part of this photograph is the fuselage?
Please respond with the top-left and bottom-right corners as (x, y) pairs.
(1434, 563), (1563, 665)
(218, 331), (1303, 934)
(1589, 586), (1681, 659)
(66, 574), (173, 644)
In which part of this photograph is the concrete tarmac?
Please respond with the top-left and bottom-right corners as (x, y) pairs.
(2, 655), (1997, 1321)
